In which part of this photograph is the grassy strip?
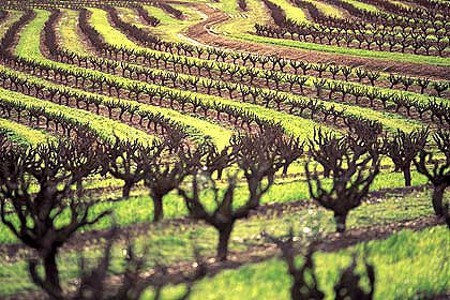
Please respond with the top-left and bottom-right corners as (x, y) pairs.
(277, 90), (422, 132)
(18, 9), (334, 141)
(87, 8), (424, 133)
(58, 14), (420, 134)
(130, 4), (203, 42)
(65, 3), (450, 96)
(215, 0), (450, 67)
(342, 0), (379, 12)
(218, 0), (271, 35)
(0, 168), (428, 245)
(58, 9), (90, 55)
(0, 190), (438, 296)
(268, 0), (310, 23)
(88, 9), (420, 131)
(303, 0), (346, 18)
(89, 7), (450, 109)
(0, 88), (154, 145)
(0, 118), (53, 146)
(0, 63), (233, 149)
(57, 10), (233, 148)
(168, 226), (449, 300)
(14, 9), (234, 148)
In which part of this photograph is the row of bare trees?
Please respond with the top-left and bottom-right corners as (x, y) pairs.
(0, 9), (35, 58)
(33, 6), (449, 106)
(0, 136), (108, 298)
(70, 4), (450, 97)
(308, 127), (450, 231)
(359, 0), (450, 22)
(33, 10), (450, 131)
(38, 12), (450, 127)
(255, 21), (449, 57)
(0, 127), (301, 296)
(10, 46), (450, 130)
(296, 0), (449, 38)
(135, 4), (160, 26)
(1, 123), (449, 298)
(257, 0), (449, 56)
(324, 0), (450, 31)
(0, 131), (366, 300)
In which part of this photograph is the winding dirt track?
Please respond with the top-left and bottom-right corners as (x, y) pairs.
(183, 3), (450, 80)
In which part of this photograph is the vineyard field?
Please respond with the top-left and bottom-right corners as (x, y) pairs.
(0, 0), (449, 299)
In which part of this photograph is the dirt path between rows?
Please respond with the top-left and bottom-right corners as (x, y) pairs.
(182, 3), (450, 81)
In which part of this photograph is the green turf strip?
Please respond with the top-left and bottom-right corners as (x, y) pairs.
(0, 166), (429, 245)
(12, 10), (235, 148)
(303, 0), (346, 18)
(0, 190), (440, 297)
(160, 226), (449, 300)
(0, 88), (155, 145)
(59, 9), (422, 133)
(86, 7), (450, 109)
(268, 0), (310, 23)
(15, 10), (333, 141)
(86, 8), (429, 134)
(0, 118), (53, 146)
(0, 64), (233, 149)
(214, 0), (450, 67)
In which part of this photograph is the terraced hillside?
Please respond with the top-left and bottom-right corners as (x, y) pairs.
(0, 0), (449, 299)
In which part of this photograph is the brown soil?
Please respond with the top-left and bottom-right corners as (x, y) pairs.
(183, 3), (450, 81)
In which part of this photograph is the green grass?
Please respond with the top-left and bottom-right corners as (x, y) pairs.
(14, 9), (234, 148)
(0, 88), (155, 145)
(82, 3), (446, 96)
(0, 190), (440, 296)
(303, 0), (346, 19)
(0, 7), (436, 250)
(389, 0), (410, 9)
(268, 0), (310, 24)
(218, 0), (272, 35)
(213, 0), (450, 67)
(58, 9), (90, 56)
(0, 168), (429, 245)
(342, 0), (379, 12)
(88, 8), (137, 48)
(84, 8), (423, 134)
(0, 118), (53, 146)
(90, 6), (450, 108)
(278, 90), (422, 133)
(79, 7), (425, 134)
(137, 4), (204, 42)
(17, 9), (336, 142)
(0, 64), (234, 149)
(166, 226), (449, 300)
(0, 5), (448, 299)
